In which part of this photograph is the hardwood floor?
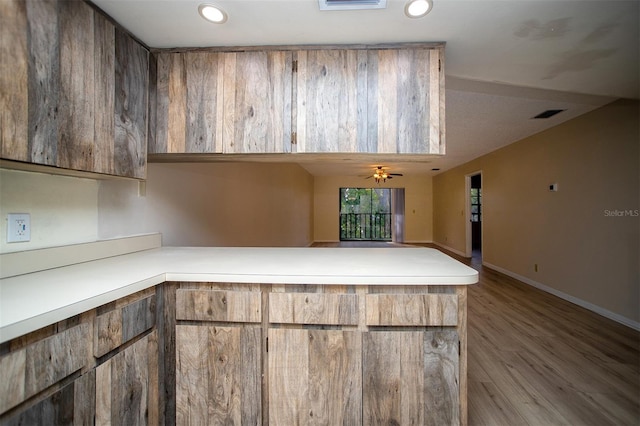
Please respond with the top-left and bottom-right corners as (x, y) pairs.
(312, 242), (640, 425)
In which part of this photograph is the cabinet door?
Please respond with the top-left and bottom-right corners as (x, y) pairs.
(268, 328), (362, 425)
(295, 49), (368, 153)
(176, 324), (262, 425)
(363, 330), (460, 425)
(222, 51), (293, 153)
(371, 48), (444, 154)
(95, 330), (159, 426)
(153, 52), (224, 154)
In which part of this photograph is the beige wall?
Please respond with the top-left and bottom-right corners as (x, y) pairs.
(0, 169), (99, 253)
(434, 99), (639, 326)
(99, 162), (314, 247)
(313, 174), (433, 243)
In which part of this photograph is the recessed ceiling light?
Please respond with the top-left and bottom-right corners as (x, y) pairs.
(405, 0), (433, 18)
(198, 3), (227, 24)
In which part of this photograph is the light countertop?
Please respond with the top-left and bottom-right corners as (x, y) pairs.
(0, 245), (478, 343)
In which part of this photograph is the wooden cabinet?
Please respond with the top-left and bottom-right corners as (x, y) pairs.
(152, 50), (292, 154)
(0, 0), (149, 179)
(174, 287), (263, 424)
(295, 47), (444, 154)
(149, 44), (444, 156)
(0, 288), (159, 425)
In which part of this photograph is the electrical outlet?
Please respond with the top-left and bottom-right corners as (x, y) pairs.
(7, 213), (31, 243)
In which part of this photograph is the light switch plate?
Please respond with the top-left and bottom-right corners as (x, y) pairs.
(7, 213), (31, 243)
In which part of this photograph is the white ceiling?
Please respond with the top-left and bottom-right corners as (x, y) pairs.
(91, 0), (639, 177)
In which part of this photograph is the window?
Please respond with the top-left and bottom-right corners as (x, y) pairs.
(471, 187), (481, 222)
(339, 188), (391, 241)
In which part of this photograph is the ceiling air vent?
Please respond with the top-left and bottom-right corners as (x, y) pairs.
(532, 109), (565, 119)
(319, 0), (387, 11)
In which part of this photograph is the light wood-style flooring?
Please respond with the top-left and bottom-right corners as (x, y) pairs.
(313, 242), (640, 425)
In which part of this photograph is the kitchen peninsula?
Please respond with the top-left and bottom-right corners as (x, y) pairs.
(0, 235), (477, 425)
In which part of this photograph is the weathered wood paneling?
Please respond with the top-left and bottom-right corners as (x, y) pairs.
(176, 325), (261, 424)
(57, 0), (95, 171)
(176, 288), (261, 323)
(24, 323), (89, 400)
(3, 378), (76, 426)
(0, 349), (26, 414)
(95, 330), (158, 426)
(185, 52), (222, 153)
(269, 328), (362, 425)
(26, 0), (59, 166)
(296, 49), (363, 153)
(365, 293), (458, 326)
(114, 28), (148, 178)
(95, 294), (156, 357)
(93, 10), (115, 175)
(223, 51), (292, 153)
(268, 292), (358, 325)
(0, 0), (28, 161)
(363, 330), (460, 425)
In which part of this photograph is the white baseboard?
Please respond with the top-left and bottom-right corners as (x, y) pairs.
(482, 261), (640, 332)
(432, 242), (468, 258)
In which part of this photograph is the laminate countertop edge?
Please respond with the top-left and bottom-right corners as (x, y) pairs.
(0, 246), (478, 343)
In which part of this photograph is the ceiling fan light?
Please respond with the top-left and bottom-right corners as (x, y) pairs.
(198, 3), (227, 23)
(405, 0), (432, 18)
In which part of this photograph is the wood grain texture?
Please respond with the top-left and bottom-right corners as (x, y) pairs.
(24, 323), (89, 399)
(268, 328), (362, 425)
(57, 0), (95, 171)
(26, 0), (59, 166)
(114, 28), (148, 178)
(296, 49), (361, 152)
(0, 0), (28, 161)
(185, 52), (222, 153)
(0, 349), (26, 414)
(2, 377), (76, 426)
(365, 293), (458, 326)
(176, 288), (261, 323)
(222, 51), (292, 153)
(152, 53), (171, 154)
(94, 294), (156, 357)
(96, 330), (157, 426)
(176, 325), (262, 425)
(268, 292), (358, 325)
(93, 10), (115, 175)
(73, 369), (96, 425)
(363, 330), (460, 425)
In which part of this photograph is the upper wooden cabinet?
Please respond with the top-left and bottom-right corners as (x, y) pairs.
(151, 50), (293, 154)
(295, 47), (444, 154)
(0, 0), (149, 179)
(149, 44), (445, 156)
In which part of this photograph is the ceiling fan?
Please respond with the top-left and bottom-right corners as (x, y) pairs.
(366, 166), (403, 183)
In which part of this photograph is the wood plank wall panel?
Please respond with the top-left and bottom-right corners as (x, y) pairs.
(176, 325), (261, 425)
(268, 328), (362, 425)
(296, 49), (362, 153)
(114, 28), (148, 179)
(222, 51), (292, 153)
(26, 0), (59, 166)
(268, 292), (358, 325)
(363, 330), (460, 425)
(0, 0), (28, 161)
(0, 349), (26, 414)
(93, 11), (116, 175)
(176, 288), (261, 323)
(57, 0), (95, 171)
(365, 293), (458, 326)
(95, 330), (158, 426)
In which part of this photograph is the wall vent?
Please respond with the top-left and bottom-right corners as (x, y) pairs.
(532, 109), (565, 119)
(319, 0), (387, 11)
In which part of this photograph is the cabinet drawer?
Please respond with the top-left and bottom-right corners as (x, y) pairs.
(176, 289), (261, 323)
(269, 292), (358, 325)
(366, 294), (457, 326)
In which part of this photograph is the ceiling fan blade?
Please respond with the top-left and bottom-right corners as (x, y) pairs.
(389, 173), (403, 176)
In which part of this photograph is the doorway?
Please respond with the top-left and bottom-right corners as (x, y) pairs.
(465, 172), (482, 258)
